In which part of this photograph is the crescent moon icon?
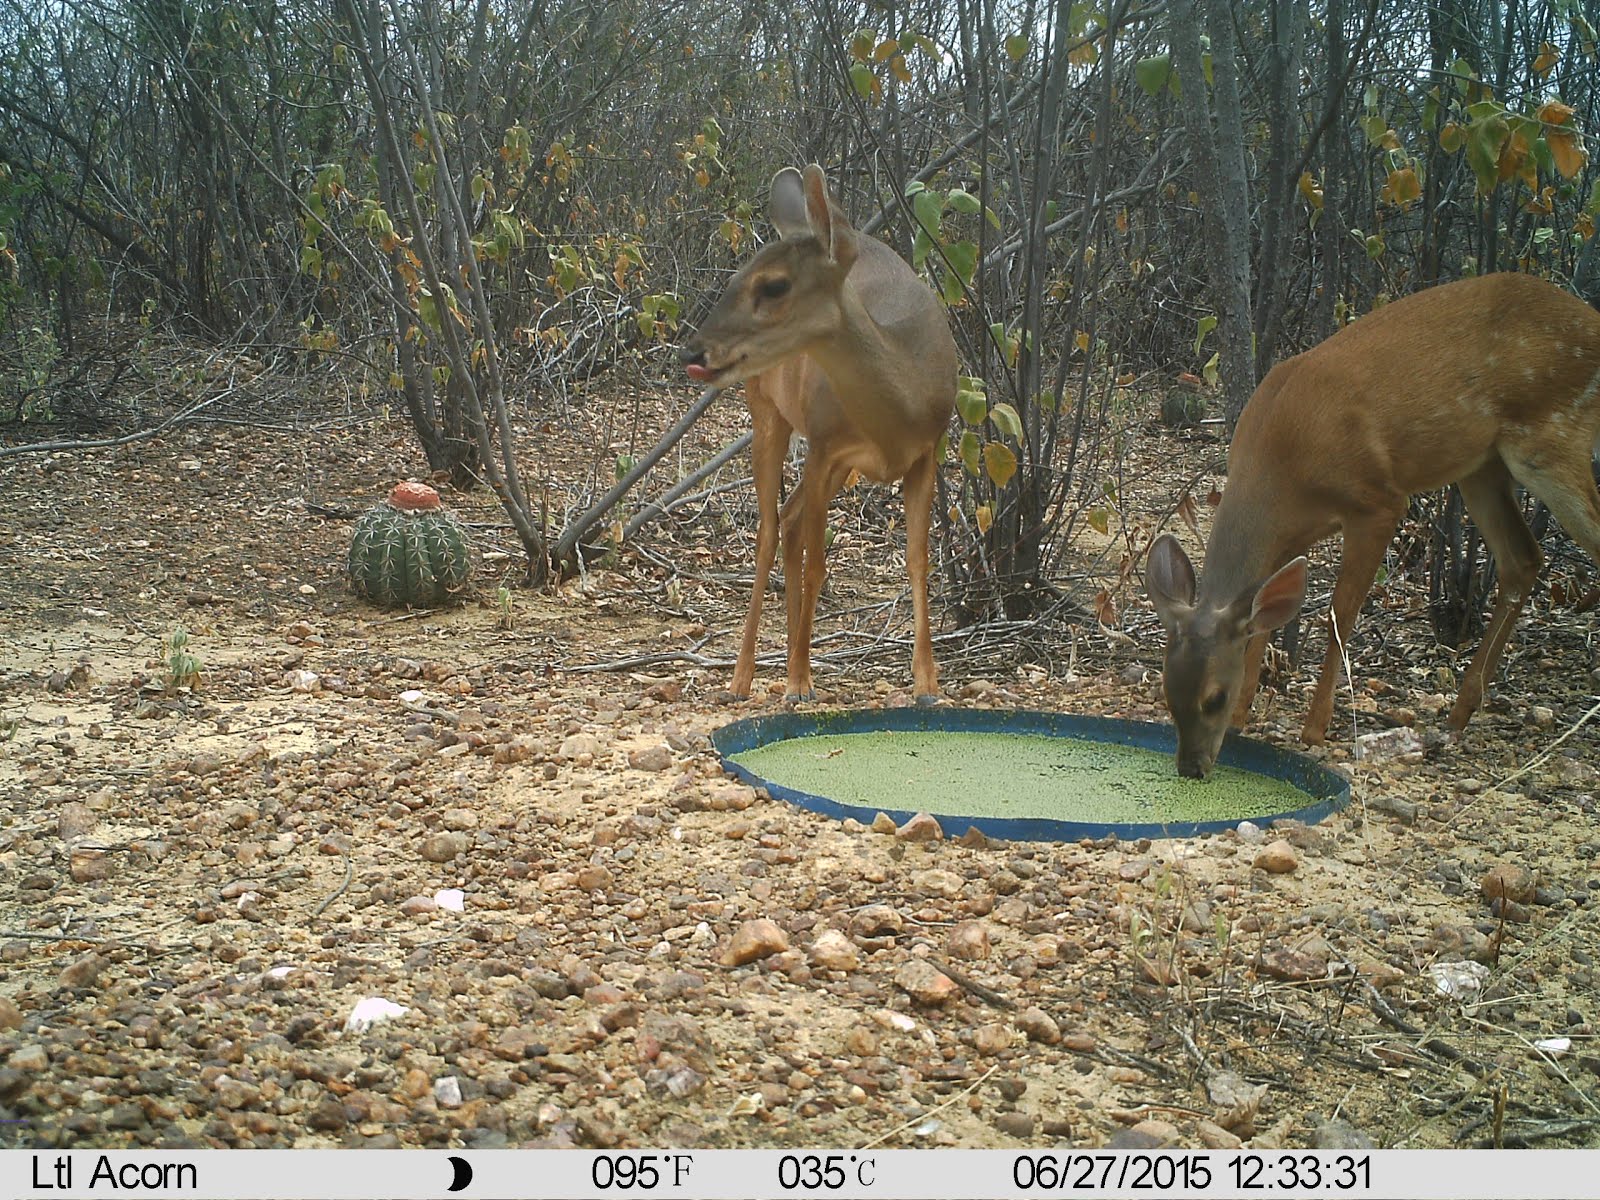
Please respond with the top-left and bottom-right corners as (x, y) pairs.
(446, 1155), (474, 1192)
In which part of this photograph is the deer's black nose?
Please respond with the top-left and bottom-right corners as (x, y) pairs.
(677, 342), (705, 367)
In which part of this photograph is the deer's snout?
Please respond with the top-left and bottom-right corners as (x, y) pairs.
(677, 338), (716, 383)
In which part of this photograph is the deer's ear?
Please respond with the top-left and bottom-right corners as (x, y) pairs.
(801, 163), (857, 271)
(1248, 557), (1307, 634)
(1146, 534), (1197, 632)
(769, 168), (808, 239)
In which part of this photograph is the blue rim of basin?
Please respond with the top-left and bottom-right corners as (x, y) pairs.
(712, 708), (1350, 842)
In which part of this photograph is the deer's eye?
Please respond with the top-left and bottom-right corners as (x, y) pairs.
(1200, 690), (1229, 716)
(757, 277), (791, 301)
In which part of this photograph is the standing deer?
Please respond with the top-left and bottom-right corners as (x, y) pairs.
(1146, 273), (1600, 779)
(679, 164), (957, 701)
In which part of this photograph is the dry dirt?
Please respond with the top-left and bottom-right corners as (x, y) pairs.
(1, 373), (1598, 1152)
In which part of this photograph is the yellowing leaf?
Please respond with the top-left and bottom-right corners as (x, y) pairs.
(959, 430), (981, 476)
(1087, 507), (1110, 535)
(983, 441), (1018, 489)
(1297, 170), (1324, 210)
(873, 37), (898, 62)
(1005, 34), (1029, 62)
(1439, 121), (1466, 153)
(1539, 99), (1575, 126)
(988, 402), (1023, 440)
(956, 386), (988, 424)
(1548, 128), (1587, 179)
(1533, 43), (1561, 78)
(975, 504), (993, 534)
(1383, 167), (1421, 208)
(1074, 329), (1091, 352)
(890, 54), (912, 83)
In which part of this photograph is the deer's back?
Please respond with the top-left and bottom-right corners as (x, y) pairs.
(1231, 274), (1600, 504)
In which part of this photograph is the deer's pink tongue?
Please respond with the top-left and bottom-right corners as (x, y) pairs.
(685, 363), (713, 383)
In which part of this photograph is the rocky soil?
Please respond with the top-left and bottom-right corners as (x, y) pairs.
(1, 385), (1597, 1151)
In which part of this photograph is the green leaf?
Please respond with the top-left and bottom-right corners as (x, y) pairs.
(1134, 54), (1171, 97)
(1201, 350), (1220, 387)
(956, 386), (988, 425)
(1193, 314), (1217, 356)
(983, 441), (1018, 489)
(1004, 34), (1029, 62)
(849, 62), (876, 101)
(943, 240), (978, 286)
(1466, 114), (1509, 193)
(912, 187), (944, 237)
(988, 402), (1023, 440)
(1360, 114), (1389, 145)
(946, 188), (980, 215)
(959, 430), (981, 475)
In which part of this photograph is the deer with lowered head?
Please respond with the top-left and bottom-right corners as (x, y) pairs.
(678, 164), (957, 702)
(1147, 273), (1600, 779)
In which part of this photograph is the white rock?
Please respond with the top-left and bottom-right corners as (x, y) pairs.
(345, 996), (410, 1033)
(433, 888), (466, 912)
(1428, 960), (1490, 1000)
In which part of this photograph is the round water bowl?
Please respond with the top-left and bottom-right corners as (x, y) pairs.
(713, 709), (1349, 842)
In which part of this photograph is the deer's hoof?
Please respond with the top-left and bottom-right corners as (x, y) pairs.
(784, 690), (815, 704)
(914, 692), (940, 707)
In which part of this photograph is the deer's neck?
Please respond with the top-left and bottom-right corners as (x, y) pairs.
(1199, 491), (1286, 605)
(806, 288), (940, 443)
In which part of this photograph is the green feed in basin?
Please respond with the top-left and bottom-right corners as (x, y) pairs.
(712, 710), (1349, 841)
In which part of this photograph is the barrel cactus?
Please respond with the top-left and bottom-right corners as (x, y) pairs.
(348, 482), (472, 608)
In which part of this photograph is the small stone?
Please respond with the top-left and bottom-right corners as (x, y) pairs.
(1128, 1118), (1180, 1147)
(896, 812), (943, 842)
(870, 812), (898, 834)
(945, 920), (992, 961)
(9, 1044), (48, 1071)
(1312, 1116), (1376, 1149)
(421, 832), (469, 863)
(575, 865), (614, 891)
(1355, 727), (1424, 761)
(1017, 1006), (1061, 1044)
(1254, 839), (1299, 874)
(559, 732), (602, 762)
(994, 1111), (1035, 1138)
(1258, 945), (1327, 981)
(58, 803), (97, 839)
(913, 868), (964, 898)
(1195, 1120), (1243, 1149)
(1062, 1031), (1096, 1053)
(720, 919), (790, 967)
(0, 996), (22, 1031)
(627, 745), (674, 772)
(1480, 863), (1536, 905)
(850, 905), (904, 938)
(399, 895), (439, 915)
(1530, 705), (1556, 729)
(973, 1023), (1013, 1055)
(440, 807), (479, 831)
(894, 960), (959, 1006)
(58, 952), (105, 990)
(808, 930), (859, 972)
(70, 849), (110, 882)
